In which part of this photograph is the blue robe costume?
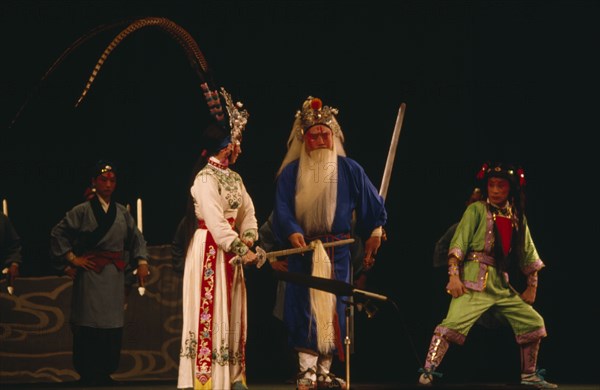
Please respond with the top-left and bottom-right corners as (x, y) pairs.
(272, 156), (387, 355)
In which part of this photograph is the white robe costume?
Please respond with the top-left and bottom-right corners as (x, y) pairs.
(177, 158), (257, 390)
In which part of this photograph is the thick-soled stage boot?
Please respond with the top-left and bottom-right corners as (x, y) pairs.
(520, 340), (558, 388)
(316, 354), (346, 389)
(418, 332), (449, 385)
(297, 351), (318, 390)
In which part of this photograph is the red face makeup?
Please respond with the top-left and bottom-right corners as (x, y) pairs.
(304, 124), (333, 153)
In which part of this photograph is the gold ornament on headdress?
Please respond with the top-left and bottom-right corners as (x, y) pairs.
(100, 165), (113, 174)
(220, 87), (249, 146)
(293, 96), (341, 141)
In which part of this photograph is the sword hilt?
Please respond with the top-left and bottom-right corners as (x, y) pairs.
(256, 246), (267, 268)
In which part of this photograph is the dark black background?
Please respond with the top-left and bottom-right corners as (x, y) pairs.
(1, 0), (598, 385)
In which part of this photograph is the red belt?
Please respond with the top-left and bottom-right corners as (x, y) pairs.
(197, 218), (235, 229)
(84, 251), (125, 273)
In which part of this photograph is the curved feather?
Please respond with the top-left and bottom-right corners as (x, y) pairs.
(9, 20), (130, 128)
(75, 17), (212, 107)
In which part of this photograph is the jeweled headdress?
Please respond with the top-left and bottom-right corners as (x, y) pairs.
(199, 83), (249, 147)
(476, 162), (526, 188)
(278, 96), (346, 176)
(293, 96), (342, 141)
(220, 87), (249, 146)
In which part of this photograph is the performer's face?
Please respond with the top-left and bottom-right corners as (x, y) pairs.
(215, 143), (233, 165)
(92, 172), (116, 201)
(304, 125), (333, 154)
(229, 142), (242, 165)
(487, 177), (510, 206)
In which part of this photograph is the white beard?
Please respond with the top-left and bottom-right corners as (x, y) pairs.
(295, 147), (338, 236)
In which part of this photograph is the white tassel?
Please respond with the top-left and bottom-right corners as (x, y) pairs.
(309, 240), (336, 354)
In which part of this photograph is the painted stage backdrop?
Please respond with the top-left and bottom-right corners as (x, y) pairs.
(0, 245), (181, 384)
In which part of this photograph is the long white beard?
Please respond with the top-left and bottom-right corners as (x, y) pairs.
(295, 147), (338, 236)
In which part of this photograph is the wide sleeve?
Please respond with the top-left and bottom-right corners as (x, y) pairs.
(272, 163), (304, 245)
(50, 205), (85, 258)
(49, 204), (89, 271)
(350, 160), (387, 240)
(520, 215), (545, 275)
(191, 173), (247, 255)
(448, 202), (484, 261)
(235, 179), (258, 243)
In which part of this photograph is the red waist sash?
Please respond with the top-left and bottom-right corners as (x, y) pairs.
(83, 251), (125, 273)
(197, 218), (235, 230)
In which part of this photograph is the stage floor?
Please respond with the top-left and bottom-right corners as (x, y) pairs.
(0, 381), (597, 390)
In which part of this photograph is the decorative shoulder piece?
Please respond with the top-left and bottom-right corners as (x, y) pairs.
(220, 87), (249, 146)
(293, 96), (341, 140)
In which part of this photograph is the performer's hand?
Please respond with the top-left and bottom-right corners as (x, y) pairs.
(242, 239), (254, 248)
(242, 250), (258, 265)
(363, 236), (381, 270)
(71, 254), (95, 271)
(270, 258), (288, 272)
(288, 233), (307, 248)
(446, 275), (467, 298)
(136, 263), (149, 287)
(520, 285), (537, 304)
(64, 266), (77, 279)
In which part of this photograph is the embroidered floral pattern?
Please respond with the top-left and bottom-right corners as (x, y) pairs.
(213, 341), (230, 366)
(196, 243), (217, 385)
(212, 339), (245, 367)
(241, 229), (257, 242)
(229, 238), (249, 256)
(230, 347), (245, 366)
(200, 166), (243, 209)
(180, 331), (197, 359)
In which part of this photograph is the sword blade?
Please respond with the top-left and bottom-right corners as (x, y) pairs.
(240, 238), (356, 268)
(266, 238), (355, 259)
(379, 103), (406, 201)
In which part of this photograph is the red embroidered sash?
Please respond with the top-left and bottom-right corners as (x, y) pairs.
(195, 219), (237, 385)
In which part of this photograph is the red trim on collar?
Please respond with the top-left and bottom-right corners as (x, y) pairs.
(208, 159), (228, 171)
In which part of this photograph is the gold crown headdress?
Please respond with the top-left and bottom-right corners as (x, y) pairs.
(293, 96), (342, 141)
